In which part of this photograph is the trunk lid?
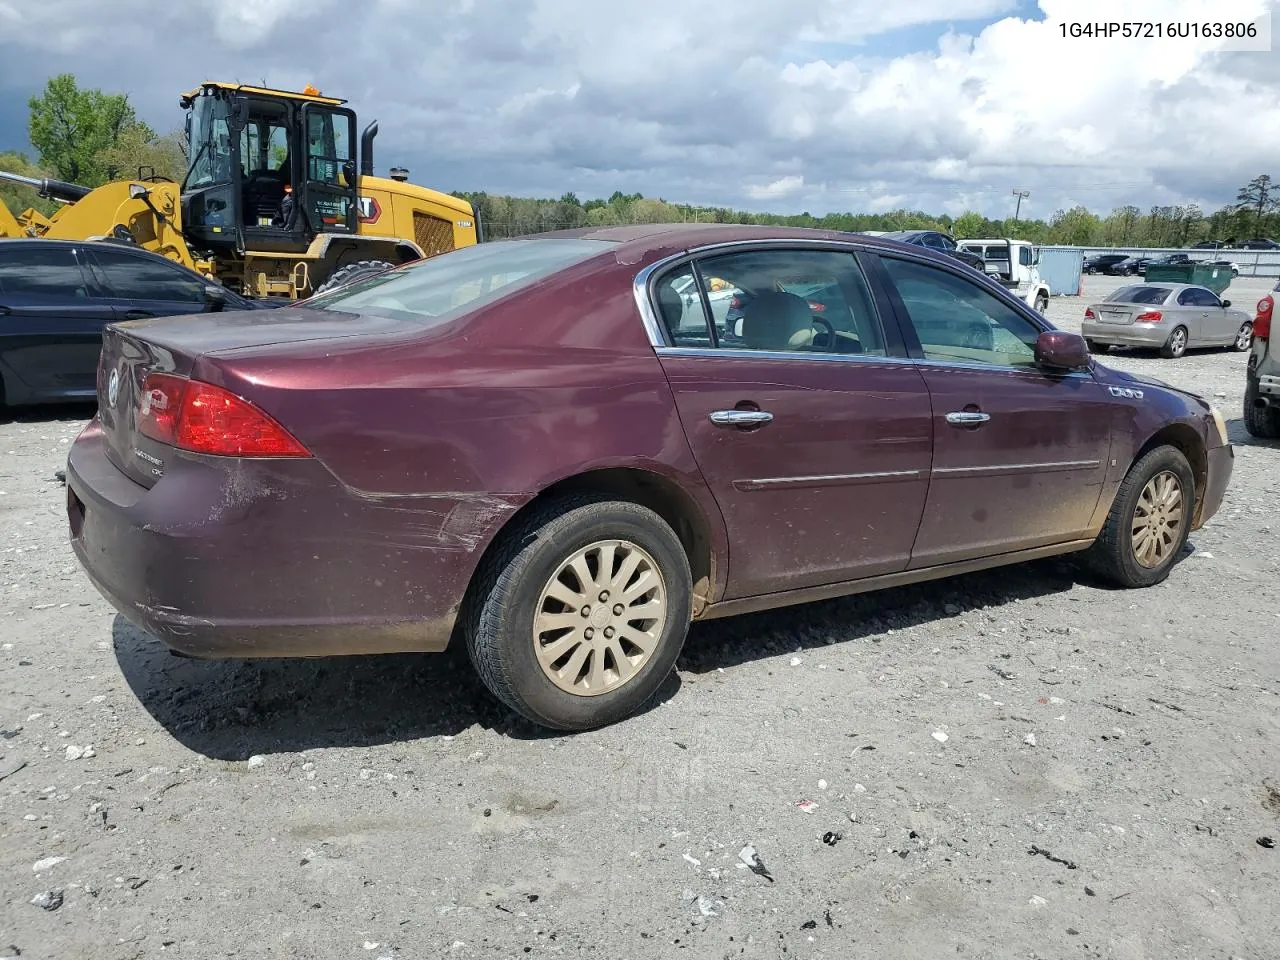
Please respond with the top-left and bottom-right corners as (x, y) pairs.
(1093, 304), (1137, 324)
(96, 306), (409, 488)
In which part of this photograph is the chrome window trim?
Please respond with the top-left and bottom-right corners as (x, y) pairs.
(654, 345), (1092, 379)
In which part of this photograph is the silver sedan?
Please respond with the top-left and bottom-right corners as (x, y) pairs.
(1081, 282), (1255, 359)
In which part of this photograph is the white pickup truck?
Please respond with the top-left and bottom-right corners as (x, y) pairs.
(957, 239), (1052, 314)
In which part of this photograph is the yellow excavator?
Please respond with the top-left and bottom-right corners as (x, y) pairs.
(0, 81), (479, 297)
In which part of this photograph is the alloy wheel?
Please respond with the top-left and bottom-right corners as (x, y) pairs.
(1168, 327), (1187, 357)
(1130, 471), (1184, 569)
(532, 539), (668, 697)
(1235, 322), (1253, 351)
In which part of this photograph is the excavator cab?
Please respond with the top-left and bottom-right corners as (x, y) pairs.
(180, 83), (358, 255)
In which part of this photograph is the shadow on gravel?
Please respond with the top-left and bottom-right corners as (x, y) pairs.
(2, 401), (97, 424)
(1227, 417), (1279, 447)
(679, 555), (1139, 674)
(112, 615), (682, 760)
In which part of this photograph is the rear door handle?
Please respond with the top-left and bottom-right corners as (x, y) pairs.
(709, 409), (774, 428)
(945, 411), (991, 426)
(123, 310), (154, 320)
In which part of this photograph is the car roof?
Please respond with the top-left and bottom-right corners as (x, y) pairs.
(522, 222), (949, 266)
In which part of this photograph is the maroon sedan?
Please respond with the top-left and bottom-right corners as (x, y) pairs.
(66, 224), (1234, 730)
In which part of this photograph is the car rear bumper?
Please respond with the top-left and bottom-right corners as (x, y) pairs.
(65, 419), (526, 659)
(1081, 321), (1170, 348)
(1193, 443), (1234, 531)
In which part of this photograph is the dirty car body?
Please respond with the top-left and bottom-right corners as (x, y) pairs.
(66, 224), (1234, 729)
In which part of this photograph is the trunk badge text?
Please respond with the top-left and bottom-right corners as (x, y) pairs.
(133, 448), (164, 478)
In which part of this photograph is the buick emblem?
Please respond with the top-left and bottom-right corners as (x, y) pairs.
(107, 368), (121, 408)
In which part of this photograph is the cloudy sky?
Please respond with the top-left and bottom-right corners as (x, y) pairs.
(0, 0), (1276, 219)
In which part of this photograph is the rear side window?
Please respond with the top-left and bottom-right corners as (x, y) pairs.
(684, 248), (888, 356)
(306, 238), (612, 325)
(0, 246), (89, 297)
(88, 249), (207, 302)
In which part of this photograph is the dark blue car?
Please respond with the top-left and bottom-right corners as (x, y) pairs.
(0, 239), (281, 414)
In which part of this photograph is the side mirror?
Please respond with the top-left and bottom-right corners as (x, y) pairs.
(1221, 299), (1231, 308)
(1034, 330), (1090, 372)
(128, 183), (148, 200)
(204, 286), (227, 312)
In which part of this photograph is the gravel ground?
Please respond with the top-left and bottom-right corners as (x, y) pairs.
(2, 276), (1278, 960)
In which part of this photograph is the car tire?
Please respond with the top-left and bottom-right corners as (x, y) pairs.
(1087, 267), (1096, 275)
(1232, 322), (1253, 352)
(1083, 445), (1195, 588)
(1034, 293), (1049, 313)
(1084, 338), (1106, 353)
(1160, 325), (1189, 359)
(1244, 374), (1280, 439)
(464, 495), (693, 731)
(311, 259), (396, 296)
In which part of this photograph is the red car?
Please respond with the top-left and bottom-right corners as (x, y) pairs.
(66, 224), (1234, 730)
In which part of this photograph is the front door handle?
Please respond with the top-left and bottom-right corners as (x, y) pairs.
(709, 409), (774, 428)
(123, 310), (154, 321)
(945, 411), (991, 426)
(0, 305), (11, 316)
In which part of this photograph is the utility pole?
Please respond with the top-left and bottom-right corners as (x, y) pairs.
(1012, 188), (1030, 222)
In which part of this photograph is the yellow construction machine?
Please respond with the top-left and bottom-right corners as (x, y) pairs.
(0, 82), (479, 297)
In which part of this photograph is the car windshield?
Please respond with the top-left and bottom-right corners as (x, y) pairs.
(304, 238), (612, 324)
(1108, 285), (1170, 305)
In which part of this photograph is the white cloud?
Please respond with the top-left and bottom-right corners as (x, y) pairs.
(0, 0), (1276, 218)
(748, 175), (805, 200)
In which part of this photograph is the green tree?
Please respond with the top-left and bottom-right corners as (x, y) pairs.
(1048, 205), (1101, 245)
(96, 126), (186, 182)
(28, 74), (148, 186)
(1235, 174), (1277, 237)
(951, 211), (987, 238)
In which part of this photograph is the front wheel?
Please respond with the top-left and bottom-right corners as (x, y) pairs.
(311, 259), (396, 296)
(1160, 325), (1189, 359)
(465, 496), (693, 731)
(1233, 322), (1253, 352)
(1083, 445), (1195, 588)
(1034, 293), (1049, 313)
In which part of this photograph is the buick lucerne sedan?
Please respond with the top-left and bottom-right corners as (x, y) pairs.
(66, 224), (1235, 730)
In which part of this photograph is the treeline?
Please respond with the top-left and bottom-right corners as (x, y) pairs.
(458, 180), (1280, 249)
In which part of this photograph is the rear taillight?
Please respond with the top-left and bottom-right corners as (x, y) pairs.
(808, 301), (825, 312)
(730, 296), (741, 308)
(1084, 308), (1096, 319)
(138, 374), (310, 458)
(1255, 295), (1273, 339)
(1135, 311), (1163, 322)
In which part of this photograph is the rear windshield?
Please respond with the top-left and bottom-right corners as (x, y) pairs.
(305, 238), (613, 324)
(1108, 285), (1170, 305)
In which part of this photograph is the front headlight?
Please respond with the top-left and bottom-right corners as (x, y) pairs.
(1210, 405), (1230, 446)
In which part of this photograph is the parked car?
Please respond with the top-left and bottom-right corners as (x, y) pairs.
(1147, 253), (1192, 267)
(875, 230), (988, 273)
(1114, 255), (1152, 276)
(0, 238), (282, 414)
(65, 224), (1234, 730)
(1238, 238), (1279, 250)
(1082, 282), (1254, 358)
(1191, 240), (1229, 250)
(1197, 257), (1240, 277)
(1245, 281), (1280, 438)
(1084, 253), (1130, 275)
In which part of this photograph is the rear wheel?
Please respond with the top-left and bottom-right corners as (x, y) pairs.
(1244, 374), (1280, 439)
(1083, 445), (1194, 588)
(311, 259), (396, 296)
(464, 495), (693, 731)
(1232, 322), (1253, 352)
(1160, 325), (1189, 359)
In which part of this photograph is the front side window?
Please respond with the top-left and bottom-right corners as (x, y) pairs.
(88, 250), (206, 303)
(305, 238), (611, 325)
(1178, 287), (1220, 307)
(687, 248), (888, 356)
(184, 95), (233, 189)
(880, 256), (1041, 367)
(0, 246), (88, 297)
(306, 109), (353, 184)
(1019, 246), (1034, 267)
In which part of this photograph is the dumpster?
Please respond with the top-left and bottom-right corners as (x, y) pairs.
(1142, 262), (1232, 295)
